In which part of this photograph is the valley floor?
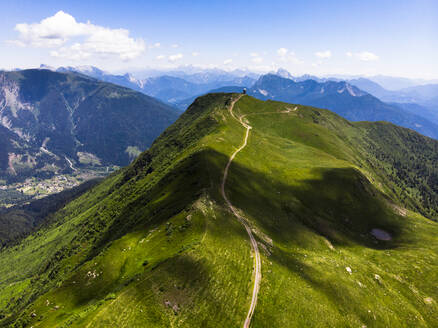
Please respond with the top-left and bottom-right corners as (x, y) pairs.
(0, 167), (117, 208)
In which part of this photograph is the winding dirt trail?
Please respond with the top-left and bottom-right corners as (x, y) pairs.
(220, 95), (261, 328)
(64, 156), (77, 172)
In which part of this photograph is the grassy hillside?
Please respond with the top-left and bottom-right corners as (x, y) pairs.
(0, 94), (437, 327)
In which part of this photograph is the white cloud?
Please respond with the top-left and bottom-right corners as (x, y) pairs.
(11, 11), (145, 60)
(171, 44), (179, 48)
(13, 11), (87, 48)
(168, 53), (183, 62)
(223, 59), (233, 65)
(250, 52), (259, 57)
(277, 48), (303, 64)
(252, 57), (263, 63)
(50, 45), (92, 60)
(156, 55), (165, 60)
(192, 51), (200, 57)
(356, 51), (379, 61)
(315, 50), (331, 59)
(277, 48), (288, 57)
(346, 51), (379, 61)
(149, 42), (161, 49)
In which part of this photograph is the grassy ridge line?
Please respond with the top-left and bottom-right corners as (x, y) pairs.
(220, 94), (261, 328)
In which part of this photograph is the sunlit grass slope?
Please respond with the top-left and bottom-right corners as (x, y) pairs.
(1, 94), (437, 327)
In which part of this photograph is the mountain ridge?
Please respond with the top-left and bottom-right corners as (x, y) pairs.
(1, 93), (437, 327)
(43, 67), (438, 127)
(0, 69), (179, 183)
(54, 65), (256, 106)
(248, 74), (438, 139)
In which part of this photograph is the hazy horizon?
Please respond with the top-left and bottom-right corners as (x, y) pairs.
(3, 64), (438, 87)
(1, 0), (437, 79)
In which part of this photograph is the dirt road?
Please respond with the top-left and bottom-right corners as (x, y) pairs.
(220, 95), (261, 328)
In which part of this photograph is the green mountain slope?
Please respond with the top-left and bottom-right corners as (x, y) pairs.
(1, 94), (437, 327)
(0, 179), (100, 246)
(0, 69), (179, 183)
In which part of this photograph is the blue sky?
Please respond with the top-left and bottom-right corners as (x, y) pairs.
(0, 0), (437, 78)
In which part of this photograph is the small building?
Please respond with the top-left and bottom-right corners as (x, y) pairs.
(242, 88), (247, 94)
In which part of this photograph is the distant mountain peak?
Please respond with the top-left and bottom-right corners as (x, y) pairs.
(335, 83), (364, 97)
(39, 64), (56, 71)
(275, 68), (294, 79)
(56, 65), (106, 77)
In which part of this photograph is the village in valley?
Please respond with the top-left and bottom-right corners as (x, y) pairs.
(0, 166), (118, 208)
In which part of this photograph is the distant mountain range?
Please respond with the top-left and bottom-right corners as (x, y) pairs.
(39, 65), (438, 138)
(53, 65), (257, 106)
(248, 74), (438, 139)
(365, 75), (438, 91)
(347, 77), (438, 109)
(268, 70), (438, 110)
(0, 69), (179, 182)
(173, 86), (246, 110)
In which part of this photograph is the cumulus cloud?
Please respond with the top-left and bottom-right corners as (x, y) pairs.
(252, 57), (263, 63)
(168, 53), (183, 62)
(223, 59), (233, 65)
(192, 52), (200, 57)
(13, 11), (87, 48)
(171, 44), (179, 48)
(315, 50), (331, 59)
(250, 52), (259, 57)
(276, 48), (303, 64)
(347, 51), (379, 61)
(11, 11), (145, 60)
(156, 55), (165, 60)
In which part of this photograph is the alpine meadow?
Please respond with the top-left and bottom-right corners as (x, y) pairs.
(0, 1), (437, 327)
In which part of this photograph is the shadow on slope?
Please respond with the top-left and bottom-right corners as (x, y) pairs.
(213, 149), (407, 250)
